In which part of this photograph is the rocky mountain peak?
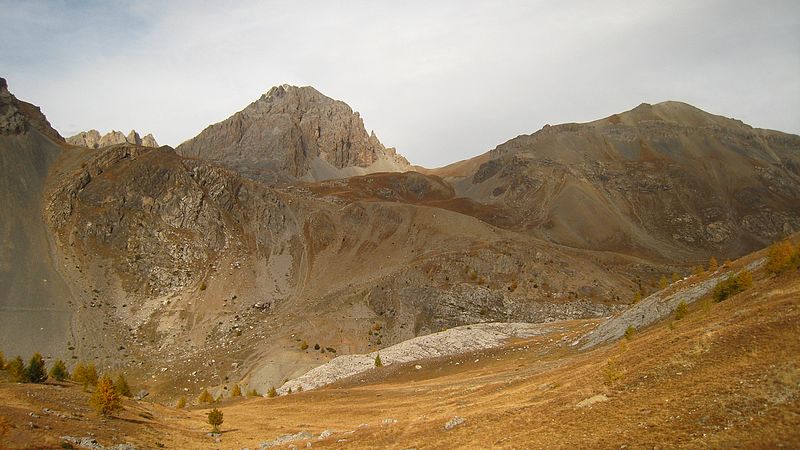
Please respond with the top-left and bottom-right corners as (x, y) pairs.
(176, 84), (410, 183)
(67, 128), (159, 149)
(0, 77), (64, 142)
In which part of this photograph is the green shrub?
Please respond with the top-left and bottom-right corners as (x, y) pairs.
(26, 353), (47, 383)
(674, 301), (688, 320)
(207, 408), (224, 432)
(713, 270), (753, 302)
(49, 359), (69, 381)
(624, 326), (637, 340)
(176, 396), (186, 409)
(8, 356), (26, 382)
(374, 354), (383, 367)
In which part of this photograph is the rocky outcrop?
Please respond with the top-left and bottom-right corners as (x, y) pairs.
(0, 77), (63, 142)
(67, 129), (158, 149)
(176, 84), (410, 183)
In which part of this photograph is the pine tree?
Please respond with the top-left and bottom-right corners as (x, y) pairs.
(26, 353), (47, 383)
(114, 373), (132, 397)
(198, 388), (213, 404)
(8, 356), (26, 382)
(207, 408), (224, 433)
(90, 375), (122, 416)
(49, 359), (69, 381)
(231, 384), (242, 397)
(708, 256), (719, 272)
(267, 386), (277, 398)
(374, 354), (383, 367)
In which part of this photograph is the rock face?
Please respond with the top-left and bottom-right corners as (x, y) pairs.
(442, 101), (800, 262)
(0, 77), (63, 142)
(176, 84), (410, 183)
(67, 129), (158, 149)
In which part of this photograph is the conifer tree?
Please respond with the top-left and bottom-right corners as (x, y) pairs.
(8, 356), (26, 382)
(198, 388), (213, 404)
(49, 359), (69, 381)
(207, 408), (224, 432)
(231, 384), (242, 397)
(114, 373), (132, 397)
(91, 374), (122, 416)
(375, 354), (383, 367)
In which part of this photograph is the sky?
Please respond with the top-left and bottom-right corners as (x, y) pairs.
(1, 0), (799, 168)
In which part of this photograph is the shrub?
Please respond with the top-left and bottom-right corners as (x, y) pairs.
(176, 396), (186, 409)
(314, 343), (320, 350)
(300, 341), (309, 351)
(8, 356), (26, 382)
(671, 272), (681, 283)
(26, 353), (47, 383)
(114, 374), (132, 397)
(199, 281), (207, 291)
(198, 388), (213, 404)
(631, 291), (642, 304)
(73, 362), (99, 388)
(207, 408), (224, 433)
(713, 270), (753, 302)
(659, 276), (668, 289)
(49, 360), (69, 381)
(708, 257), (719, 272)
(287, 387), (292, 394)
(766, 240), (798, 275)
(624, 326), (637, 340)
(674, 301), (688, 320)
(374, 354), (383, 367)
(267, 386), (277, 398)
(231, 384), (242, 397)
(90, 375), (122, 416)
(603, 360), (624, 386)
(247, 388), (260, 397)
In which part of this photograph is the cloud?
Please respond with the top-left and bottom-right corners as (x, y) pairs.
(2, 0), (799, 167)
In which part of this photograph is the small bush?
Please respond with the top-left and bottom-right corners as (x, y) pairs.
(247, 388), (259, 397)
(199, 281), (207, 291)
(712, 270), (753, 302)
(658, 276), (668, 289)
(631, 291), (642, 304)
(26, 353), (47, 383)
(708, 256), (719, 272)
(603, 360), (624, 386)
(8, 356), (26, 382)
(287, 387), (292, 394)
(314, 343), (320, 350)
(90, 375), (122, 416)
(674, 301), (688, 320)
(176, 396), (186, 409)
(624, 326), (637, 340)
(766, 240), (799, 275)
(231, 384), (242, 397)
(49, 360), (69, 381)
(207, 408), (224, 432)
(300, 341), (309, 351)
(198, 388), (213, 404)
(267, 386), (277, 397)
(73, 362), (98, 388)
(114, 374), (132, 397)
(374, 354), (383, 367)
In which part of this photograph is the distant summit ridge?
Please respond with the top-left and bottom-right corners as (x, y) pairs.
(67, 129), (158, 149)
(176, 84), (410, 183)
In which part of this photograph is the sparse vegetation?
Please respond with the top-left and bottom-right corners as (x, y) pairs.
(231, 384), (242, 397)
(674, 301), (688, 320)
(375, 354), (383, 367)
(766, 239), (799, 275)
(90, 374), (122, 416)
(198, 388), (213, 404)
(708, 256), (719, 272)
(624, 325), (637, 340)
(267, 386), (277, 398)
(199, 281), (207, 291)
(713, 270), (753, 302)
(247, 388), (259, 397)
(176, 396), (186, 409)
(300, 340), (309, 351)
(72, 362), (98, 388)
(658, 276), (668, 289)
(114, 373), (132, 397)
(49, 359), (69, 381)
(631, 291), (642, 304)
(207, 408), (224, 433)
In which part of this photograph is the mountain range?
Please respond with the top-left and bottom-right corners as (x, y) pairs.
(0, 76), (798, 400)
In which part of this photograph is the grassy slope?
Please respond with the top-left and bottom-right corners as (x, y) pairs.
(1, 252), (798, 449)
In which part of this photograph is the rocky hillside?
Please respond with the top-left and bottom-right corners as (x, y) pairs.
(67, 129), (158, 149)
(0, 77), (63, 142)
(439, 101), (800, 262)
(176, 84), (410, 183)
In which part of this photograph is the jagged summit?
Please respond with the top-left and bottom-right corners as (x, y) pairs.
(0, 77), (64, 142)
(66, 129), (158, 149)
(176, 84), (410, 183)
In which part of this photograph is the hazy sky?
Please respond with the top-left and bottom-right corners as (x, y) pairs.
(2, 0), (799, 167)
